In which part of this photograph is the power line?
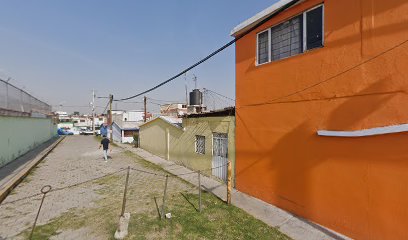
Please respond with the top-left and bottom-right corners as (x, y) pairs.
(101, 100), (110, 114)
(114, 0), (301, 102)
(119, 101), (144, 104)
(146, 101), (164, 106)
(147, 97), (184, 103)
(203, 88), (235, 102)
(242, 37), (408, 107)
(52, 105), (104, 108)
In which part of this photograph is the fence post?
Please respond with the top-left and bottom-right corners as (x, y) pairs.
(227, 161), (232, 205)
(29, 185), (52, 240)
(198, 171), (202, 212)
(121, 166), (130, 217)
(161, 175), (169, 220)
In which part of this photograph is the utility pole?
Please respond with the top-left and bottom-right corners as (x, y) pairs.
(143, 96), (147, 122)
(92, 90), (95, 135)
(109, 94), (113, 142)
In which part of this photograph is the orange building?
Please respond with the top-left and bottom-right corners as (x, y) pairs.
(232, 0), (408, 239)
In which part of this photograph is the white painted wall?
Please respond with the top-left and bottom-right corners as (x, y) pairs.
(0, 116), (57, 167)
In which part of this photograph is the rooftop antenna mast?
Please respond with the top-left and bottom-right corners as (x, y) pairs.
(193, 74), (197, 89)
(184, 73), (188, 106)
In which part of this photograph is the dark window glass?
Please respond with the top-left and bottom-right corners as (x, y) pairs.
(270, 15), (303, 61)
(306, 6), (323, 50)
(257, 31), (269, 64)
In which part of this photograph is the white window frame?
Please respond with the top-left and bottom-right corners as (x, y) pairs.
(256, 28), (271, 66)
(303, 4), (325, 52)
(256, 4), (324, 66)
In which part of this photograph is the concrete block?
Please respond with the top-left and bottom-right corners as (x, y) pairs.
(114, 213), (130, 240)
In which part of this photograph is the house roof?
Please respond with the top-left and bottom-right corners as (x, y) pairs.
(139, 116), (183, 129)
(113, 121), (141, 130)
(230, 0), (301, 37)
(185, 107), (235, 118)
(160, 116), (183, 127)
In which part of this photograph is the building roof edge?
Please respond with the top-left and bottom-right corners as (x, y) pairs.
(230, 0), (299, 37)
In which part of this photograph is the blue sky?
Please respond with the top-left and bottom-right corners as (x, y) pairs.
(0, 0), (277, 114)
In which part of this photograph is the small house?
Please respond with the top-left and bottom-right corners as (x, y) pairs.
(139, 108), (235, 184)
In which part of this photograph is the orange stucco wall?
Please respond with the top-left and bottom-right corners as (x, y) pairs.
(235, 0), (408, 239)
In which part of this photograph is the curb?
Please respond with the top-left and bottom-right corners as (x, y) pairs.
(0, 136), (65, 203)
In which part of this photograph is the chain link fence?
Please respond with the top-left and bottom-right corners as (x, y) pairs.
(0, 163), (231, 239)
(0, 79), (52, 115)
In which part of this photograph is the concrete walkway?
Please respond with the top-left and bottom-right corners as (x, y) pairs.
(0, 138), (58, 187)
(0, 137), (63, 202)
(0, 136), (200, 239)
(119, 144), (350, 240)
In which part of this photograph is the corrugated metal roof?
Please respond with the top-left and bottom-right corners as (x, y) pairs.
(160, 116), (182, 126)
(230, 0), (300, 36)
(113, 120), (141, 130)
(185, 107), (235, 118)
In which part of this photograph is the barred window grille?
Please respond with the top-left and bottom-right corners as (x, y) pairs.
(195, 135), (205, 154)
(271, 16), (303, 61)
(257, 31), (270, 64)
(256, 5), (323, 65)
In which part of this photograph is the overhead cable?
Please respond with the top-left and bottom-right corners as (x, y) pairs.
(203, 88), (235, 102)
(114, 0), (302, 102)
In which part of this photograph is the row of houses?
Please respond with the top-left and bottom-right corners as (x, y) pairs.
(125, 0), (408, 239)
(105, 88), (236, 184)
(111, 110), (146, 143)
(55, 111), (106, 135)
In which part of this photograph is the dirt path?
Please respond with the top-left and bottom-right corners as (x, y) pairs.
(0, 136), (193, 239)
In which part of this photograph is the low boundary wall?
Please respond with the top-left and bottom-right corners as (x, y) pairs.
(0, 116), (57, 167)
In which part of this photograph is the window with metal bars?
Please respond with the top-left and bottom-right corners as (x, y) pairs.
(195, 135), (205, 154)
(257, 31), (270, 64)
(256, 5), (323, 65)
(270, 15), (303, 61)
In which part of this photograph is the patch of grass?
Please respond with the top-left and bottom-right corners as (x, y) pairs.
(18, 172), (125, 240)
(17, 175), (289, 240)
(14, 142), (289, 240)
(123, 150), (164, 172)
(126, 192), (290, 240)
(18, 165), (41, 187)
(19, 211), (86, 240)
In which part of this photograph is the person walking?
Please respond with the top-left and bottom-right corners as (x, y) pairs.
(100, 123), (108, 137)
(99, 135), (111, 162)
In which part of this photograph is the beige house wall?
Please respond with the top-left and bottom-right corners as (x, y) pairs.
(139, 116), (235, 182)
(139, 118), (183, 160)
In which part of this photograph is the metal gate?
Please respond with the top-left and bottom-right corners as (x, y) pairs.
(212, 133), (228, 182)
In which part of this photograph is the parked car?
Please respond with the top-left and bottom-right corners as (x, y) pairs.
(57, 128), (74, 135)
(80, 128), (94, 135)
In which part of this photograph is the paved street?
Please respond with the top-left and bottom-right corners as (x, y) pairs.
(0, 136), (194, 239)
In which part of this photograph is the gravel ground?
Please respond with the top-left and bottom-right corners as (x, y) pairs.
(0, 136), (193, 239)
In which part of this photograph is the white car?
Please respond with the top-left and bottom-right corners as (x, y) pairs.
(80, 128), (94, 135)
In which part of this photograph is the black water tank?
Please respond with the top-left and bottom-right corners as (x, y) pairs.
(189, 89), (202, 106)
